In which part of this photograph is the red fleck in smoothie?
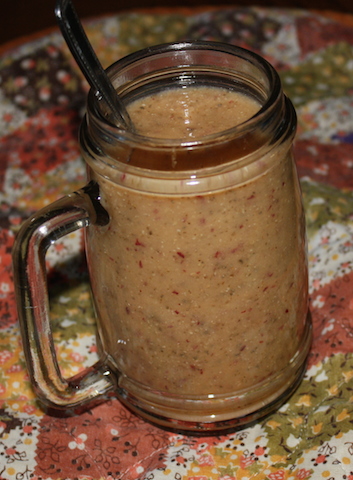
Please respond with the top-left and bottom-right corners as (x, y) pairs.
(85, 84), (310, 424)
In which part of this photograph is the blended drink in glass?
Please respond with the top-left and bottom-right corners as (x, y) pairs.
(13, 42), (312, 432)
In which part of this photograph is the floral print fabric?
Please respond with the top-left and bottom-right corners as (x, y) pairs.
(1, 6), (353, 480)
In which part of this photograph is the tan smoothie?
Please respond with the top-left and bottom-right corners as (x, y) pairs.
(86, 86), (309, 414)
(127, 86), (260, 138)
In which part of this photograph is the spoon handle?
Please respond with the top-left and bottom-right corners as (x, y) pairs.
(55, 0), (133, 130)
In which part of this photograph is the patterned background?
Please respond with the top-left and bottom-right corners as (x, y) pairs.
(1, 6), (353, 480)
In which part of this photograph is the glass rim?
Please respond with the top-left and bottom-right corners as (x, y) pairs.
(86, 40), (284, 150)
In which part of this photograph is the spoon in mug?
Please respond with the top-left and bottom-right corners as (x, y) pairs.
(55, 0), (134, 130)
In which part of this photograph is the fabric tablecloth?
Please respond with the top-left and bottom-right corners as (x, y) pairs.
(1, 6), (353, 480)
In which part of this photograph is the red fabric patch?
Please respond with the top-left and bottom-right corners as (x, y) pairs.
(0, 106), (81, 188)
(296, 16), (353, 56)
(295, 139), (353, 189)
(309, 272), (353, 367)
(35, 400), (171, 479)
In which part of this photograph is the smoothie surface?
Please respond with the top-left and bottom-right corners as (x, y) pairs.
(127, 86), (261, 139)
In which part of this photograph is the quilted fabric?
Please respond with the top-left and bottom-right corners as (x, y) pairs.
(1, 7), (353, 480)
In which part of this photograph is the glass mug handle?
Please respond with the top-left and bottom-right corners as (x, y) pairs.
(12, 181), (115, 411)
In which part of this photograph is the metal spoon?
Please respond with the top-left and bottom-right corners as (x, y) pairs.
(55, 0), (133, 130)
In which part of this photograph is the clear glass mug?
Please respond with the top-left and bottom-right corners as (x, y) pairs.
(12, 41), (312, 432)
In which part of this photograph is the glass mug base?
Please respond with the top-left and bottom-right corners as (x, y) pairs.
(111, 311), (312, 432)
